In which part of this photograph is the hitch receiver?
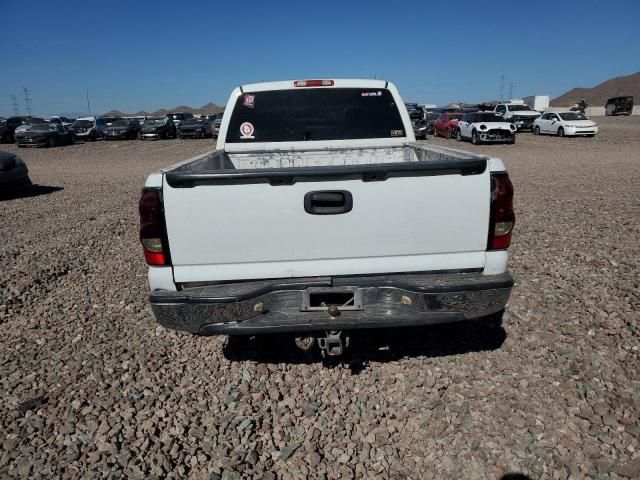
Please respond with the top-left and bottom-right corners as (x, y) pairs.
(317, 330), (350, 357)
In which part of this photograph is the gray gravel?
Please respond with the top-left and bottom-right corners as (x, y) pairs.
(1, 119), (639, 479)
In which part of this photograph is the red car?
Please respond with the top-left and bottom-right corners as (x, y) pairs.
(433, 112), (464, 139)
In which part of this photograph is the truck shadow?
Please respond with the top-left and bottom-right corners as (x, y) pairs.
(0, 184), (63, 201)
(222, 320), (507, 371)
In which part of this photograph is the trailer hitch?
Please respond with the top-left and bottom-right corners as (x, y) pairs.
(317, 330), (350, 357)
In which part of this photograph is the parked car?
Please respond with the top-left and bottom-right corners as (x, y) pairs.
(15, 122), (74, 148)
(0, 116), (29, 143)
(14, 117), (47, 136)
(103, 116), (123, 126)
(140, 117), (176, 140)
(202, 113), (222, 122)
(0, 151), (30, 190)
(493, 102), (541, 131)
(533, 111), (598, 137)
(605, 96), (633, 116)
(433, 112), (464, 138)
(424, 110), (442, 135)
(140, 79), (515, 357)
(177, 118), (214, 139)
(47, 116), (74, 128)
(104, 120), (141, 140)
(165, 112), (193, 127)
(72, 116), (106, 141)
(456, 111), (516, 144)
(405, 103), (427, 139)
(213, 116), (223, 138)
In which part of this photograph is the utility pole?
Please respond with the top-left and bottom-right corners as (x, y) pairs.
(86, 88), (92, 116)
(10, 95), (19, 116)
(508, 81), (514, 100)
(23, 87), (32, 117)
(499, 74), (505, 103)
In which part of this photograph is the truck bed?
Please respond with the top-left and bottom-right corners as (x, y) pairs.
(163, 144), (487, 187)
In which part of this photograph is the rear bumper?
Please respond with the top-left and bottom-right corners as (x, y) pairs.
(149, 272), (513, 335)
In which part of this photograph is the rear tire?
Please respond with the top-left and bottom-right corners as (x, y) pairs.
(534, 126), (540, 135)
(509, 135), (516, 145)
(445, 127), (453, 139)
(455, 129), (462, 141)
(47, 137), (55, 148)
(471, 131), (480, 145)
(557, 127), (564, 137)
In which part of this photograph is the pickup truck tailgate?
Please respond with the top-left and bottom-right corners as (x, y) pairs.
(162, 149), (490, 283)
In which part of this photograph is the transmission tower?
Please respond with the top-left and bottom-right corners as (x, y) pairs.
(508, 82), (514, 100)
(86, 88), (92, 116)
(499, 74), (505, 103)
(10, 95), (19, 115)
(23, 87), (32, 117)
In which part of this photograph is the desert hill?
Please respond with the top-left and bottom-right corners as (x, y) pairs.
(551, 72), (639, 106)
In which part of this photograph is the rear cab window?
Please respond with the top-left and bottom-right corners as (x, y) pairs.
(225, 88), (406, 143)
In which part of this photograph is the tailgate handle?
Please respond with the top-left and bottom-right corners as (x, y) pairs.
(304, 190), (353, 215)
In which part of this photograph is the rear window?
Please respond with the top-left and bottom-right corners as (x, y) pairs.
(225, 88), (406, 143)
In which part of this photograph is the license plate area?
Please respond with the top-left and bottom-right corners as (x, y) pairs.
(301, 287), (363, 311)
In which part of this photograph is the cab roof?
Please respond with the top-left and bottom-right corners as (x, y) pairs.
(240, 79), (389, 92)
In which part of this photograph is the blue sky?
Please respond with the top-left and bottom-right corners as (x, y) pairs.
(2, 0), (639, 116)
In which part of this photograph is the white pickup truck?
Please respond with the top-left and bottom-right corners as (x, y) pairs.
(139, 79), (515, 356)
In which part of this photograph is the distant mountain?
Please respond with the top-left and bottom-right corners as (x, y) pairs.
(103, 102), (224, 117)
(551, 72), (640, 107)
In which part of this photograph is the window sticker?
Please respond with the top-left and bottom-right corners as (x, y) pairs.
(361, 91), (382, 97)
(240, 122), (255, 139)
(390, 129), (404, 137)
(242, 94), (255, 108)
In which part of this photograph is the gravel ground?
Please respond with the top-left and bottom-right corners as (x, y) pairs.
(1, 118), (638, 479)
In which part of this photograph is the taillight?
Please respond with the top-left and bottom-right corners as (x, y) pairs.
(488, 173), (515, 250)
(139, 188), (170, 266)
(294, 80), (334, 87)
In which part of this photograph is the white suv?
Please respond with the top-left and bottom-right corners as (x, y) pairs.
(494, 102), (541, 131)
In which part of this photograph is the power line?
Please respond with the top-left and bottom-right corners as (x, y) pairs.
(23, 87), (32, 117)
